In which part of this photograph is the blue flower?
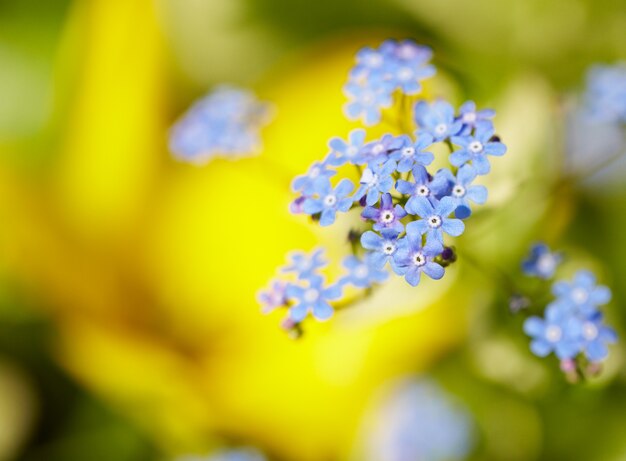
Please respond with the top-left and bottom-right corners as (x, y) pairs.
(366, 379), (474, 461)
(396, 165), (450, 211)
(257, 280), (287, 314)
(552, 270), (612, 316)
(339, 254), (389, 288)
(361, 193), (407, 233)
(326, 129), (367, 166)
(521, 243), (562, 279)
(439, 165), (488, 219)
(360, 229), (403, 272)
(361, 134), (403, 167)
(523, 302), (583, 360)
(578, 312), (618, 362)
(405, 196), (465, 244)
(457, 100), (495, 134)
(343, 80), (393, 126)
(292, 161), (336, 195)
(282, 248), (327, 280)
(582, 63), (626, 124)
(389, 133), (435, 172)
(303, 178), (355, 226)
(449, 124), (507, 175)
(393, 233), (444, 286)
(286, 277), (342, 321)
(169, 85), (273, 164)
(354, 159), (397, 206)
(413, 100), (463, 141)
(350, 46), (388, 81)
(379, 40), (435, 95)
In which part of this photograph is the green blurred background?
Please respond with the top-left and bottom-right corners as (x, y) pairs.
(0, 0), (625, 460)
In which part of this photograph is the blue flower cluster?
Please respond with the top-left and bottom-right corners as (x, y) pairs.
(582, 63), (626, 125)
(263, 39), (507, 326)
(522, 245), (616, 364)
(258, 248), (388, 323)
(344, 39), (436, 125)
(169, 85), (273, 164)
(366, 379), (473, 461)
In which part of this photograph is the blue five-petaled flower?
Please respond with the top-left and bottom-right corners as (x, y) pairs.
(286, 277), (343, 321)
(405, 196), (465, 244)
(303, 178), (355, 226)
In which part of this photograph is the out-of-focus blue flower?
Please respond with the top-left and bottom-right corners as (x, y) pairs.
(523, 302), (582, 360)
(396, 165), (449, 211)
(361, 229), (403, 272)
(326, 129), (368, 166)
(257, 280), (287, 314)
(552, 270), (612, 316)
(450, 124), (507, 175)
(362, 193), (407, 233)
(303, 178), (355, 226)
(345, 40), (435, 126)
(344, 80), (393, 126)
(286, 277), (343, 321)
(582, 63), (626, 124)
(394, 232), (444, 286)
(389, 133), (435, 172)
(340, 254), (389, 288)
(355, 160), (397, 206)
(282, 248), (327, 280)
(439, 165), (488, 219)
(365, 379), (473, 461)
(292, 161), (337, 195)
(350, 46), (388, 80)
(521, 243), (562, 279)
(457, 100), (495, 134)
(405, 197), (465, 244)
(578, 312), (618, 362)
(414, 100), (463, 141)
(169, 85), (273, 164)
(361, 134), (403, 167)
(379, 40), (436, 95)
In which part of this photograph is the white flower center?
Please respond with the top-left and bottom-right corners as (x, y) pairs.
(398, 67), (413, 81)
(397, 44), (417, 60)
(346, 146), (358, 157)
(434, 123), (447, 136)
(582, 322), (598, 341)
(417, 185), (430, 196)
(536, 254), (556, 275)
(383, 242), (396, 255)
(304, 289), (319, 303)
(362, 92), (375, 105)
(428, 215), (442, 228)
(413, 252), (426, 267)
(324, 194), (337, 206)
(372, 143), (385, 155)
(381, 211), (395, 223)
(571, 288), (588, 304)
(469, 141), (483, 153)
(545, 325), (562, 343)
(452, 185), (466, 197)
(354, 264), (369, 279)
(463, 112), (477, 123)
(402, 146), (415, 157)
(366, 54), (383, 68)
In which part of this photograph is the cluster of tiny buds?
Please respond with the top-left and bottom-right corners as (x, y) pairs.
(517, 243), (617, 379)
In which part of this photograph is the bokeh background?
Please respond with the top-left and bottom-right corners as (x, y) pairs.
(1, 0), (626, 460)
